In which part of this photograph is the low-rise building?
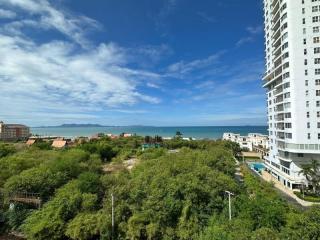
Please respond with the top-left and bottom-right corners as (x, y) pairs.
(223, 132), (269, 152)
(26, 139), (37, 146)
(0, 121), (30, 141)
(52, 138), (70, 149)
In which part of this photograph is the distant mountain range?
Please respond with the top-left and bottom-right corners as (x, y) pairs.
(35, 124), (107, 128)
(34, 124), (152, 128)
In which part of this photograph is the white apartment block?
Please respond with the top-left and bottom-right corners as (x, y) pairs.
(263, 0), (320, 189)
(223, 133), (269, 151)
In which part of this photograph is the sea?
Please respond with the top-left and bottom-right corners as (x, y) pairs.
(31, 126), (268, 140)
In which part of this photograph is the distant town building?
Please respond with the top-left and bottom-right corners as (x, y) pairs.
(26, 139), (37, 146)
(223, 133), (269, 151)
(52, 138), (70, 148)
(0, 121), (30, 141)
(123, 133), (133, 138)
(106, 134), (119, 139)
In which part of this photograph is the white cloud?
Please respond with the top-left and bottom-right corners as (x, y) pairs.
(0, 0), (101, 47)
(147, 82), (161, 89)
(170, 58), (264, 103)
(0, 0), (161, 124)
(236, 36), (254, 47)
(246, 25), (263, 34)
(237, 25), (263, 47)
(0, 8), (16, 18)
(167, 52), (223, 76)
(197, 11), (215, 23)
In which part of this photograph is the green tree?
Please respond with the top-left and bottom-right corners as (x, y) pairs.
(280, 206), (320, 240)
(66, 212), (103, 240)
(299, 159), (320, 194)
(175, 131), (183, 139)
(22, 180), (99, 240)
(144, 136), (152, 144)
(0, 143), (16, 158)
(251, 227), (279, 240)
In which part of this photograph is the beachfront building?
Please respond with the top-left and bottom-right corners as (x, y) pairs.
(222, 133), (269, 151)
(263, 0), (320, 189)
(0, 121), (30, 141)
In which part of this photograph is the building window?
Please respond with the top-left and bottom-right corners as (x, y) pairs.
(283, 72), (290, 79)
(318, 133), (320, 140)
(314, 37), (320, 43)
(284, 102), (291, 108)
(285, 123), (292, 128)
(306, 90), (309, 96)
(307, 122), (311, 128)
(308, 133), (311, 139)
(318, 122), (320, 128)
(305, 59), (308, 65)
(316, 79), (320, 85)
(317, 90), (320, 96)
(306, 80), (309, 86)
(282, 42), (289, 50)
(318, 111), (320, 117)
(285, 112), (291, 118)
(317, 101), (320, 107)
(316, 58), (320, 64)
(307, 112), (310, 118)
(316, 69), (320, 75)
(306, 101), (310, 107)
(284, 82), (290, 88)
(315, 47), (320, 54)
(314, 26), (320, 33)
(285, 133), (292, 139)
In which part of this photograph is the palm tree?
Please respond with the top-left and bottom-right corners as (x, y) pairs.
(154, 135), (163, 143)
(144, 136), (152, 144)
(299, 160), (320, 194)
(299, 164), (312, 195)
(175, 131), (183, 139)
(309, 159), (320, 193)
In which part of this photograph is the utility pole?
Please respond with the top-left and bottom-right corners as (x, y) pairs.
(224, 191), (234, 221)
(111, 193), (115, 240)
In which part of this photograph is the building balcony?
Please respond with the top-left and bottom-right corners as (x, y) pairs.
(271, 0), (279, 7)
(273, 88), (283, 96)
(272, 27), (281, 40)
(272, 36), (282, 49)
(278, 143), (320, 154)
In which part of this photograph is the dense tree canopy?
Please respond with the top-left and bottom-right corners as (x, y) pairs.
(0, 138), (320, 240)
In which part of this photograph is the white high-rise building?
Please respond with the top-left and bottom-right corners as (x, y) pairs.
(263, 0), (320, 189)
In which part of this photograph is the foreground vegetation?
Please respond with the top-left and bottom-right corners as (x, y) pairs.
(0, 138), (320, 239)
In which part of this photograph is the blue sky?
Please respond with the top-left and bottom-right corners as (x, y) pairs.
(0, 0), (266, 126)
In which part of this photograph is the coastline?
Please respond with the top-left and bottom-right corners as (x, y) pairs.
(30, 125), (268, 140)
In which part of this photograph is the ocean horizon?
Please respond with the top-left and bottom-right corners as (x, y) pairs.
(31, 126), (268, 139)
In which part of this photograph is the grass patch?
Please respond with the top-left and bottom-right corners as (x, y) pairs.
(294, 191), (320, 202)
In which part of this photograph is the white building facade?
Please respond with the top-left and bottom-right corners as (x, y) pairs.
(263, 0), (320, 189)
(223, 133), (268, 151)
